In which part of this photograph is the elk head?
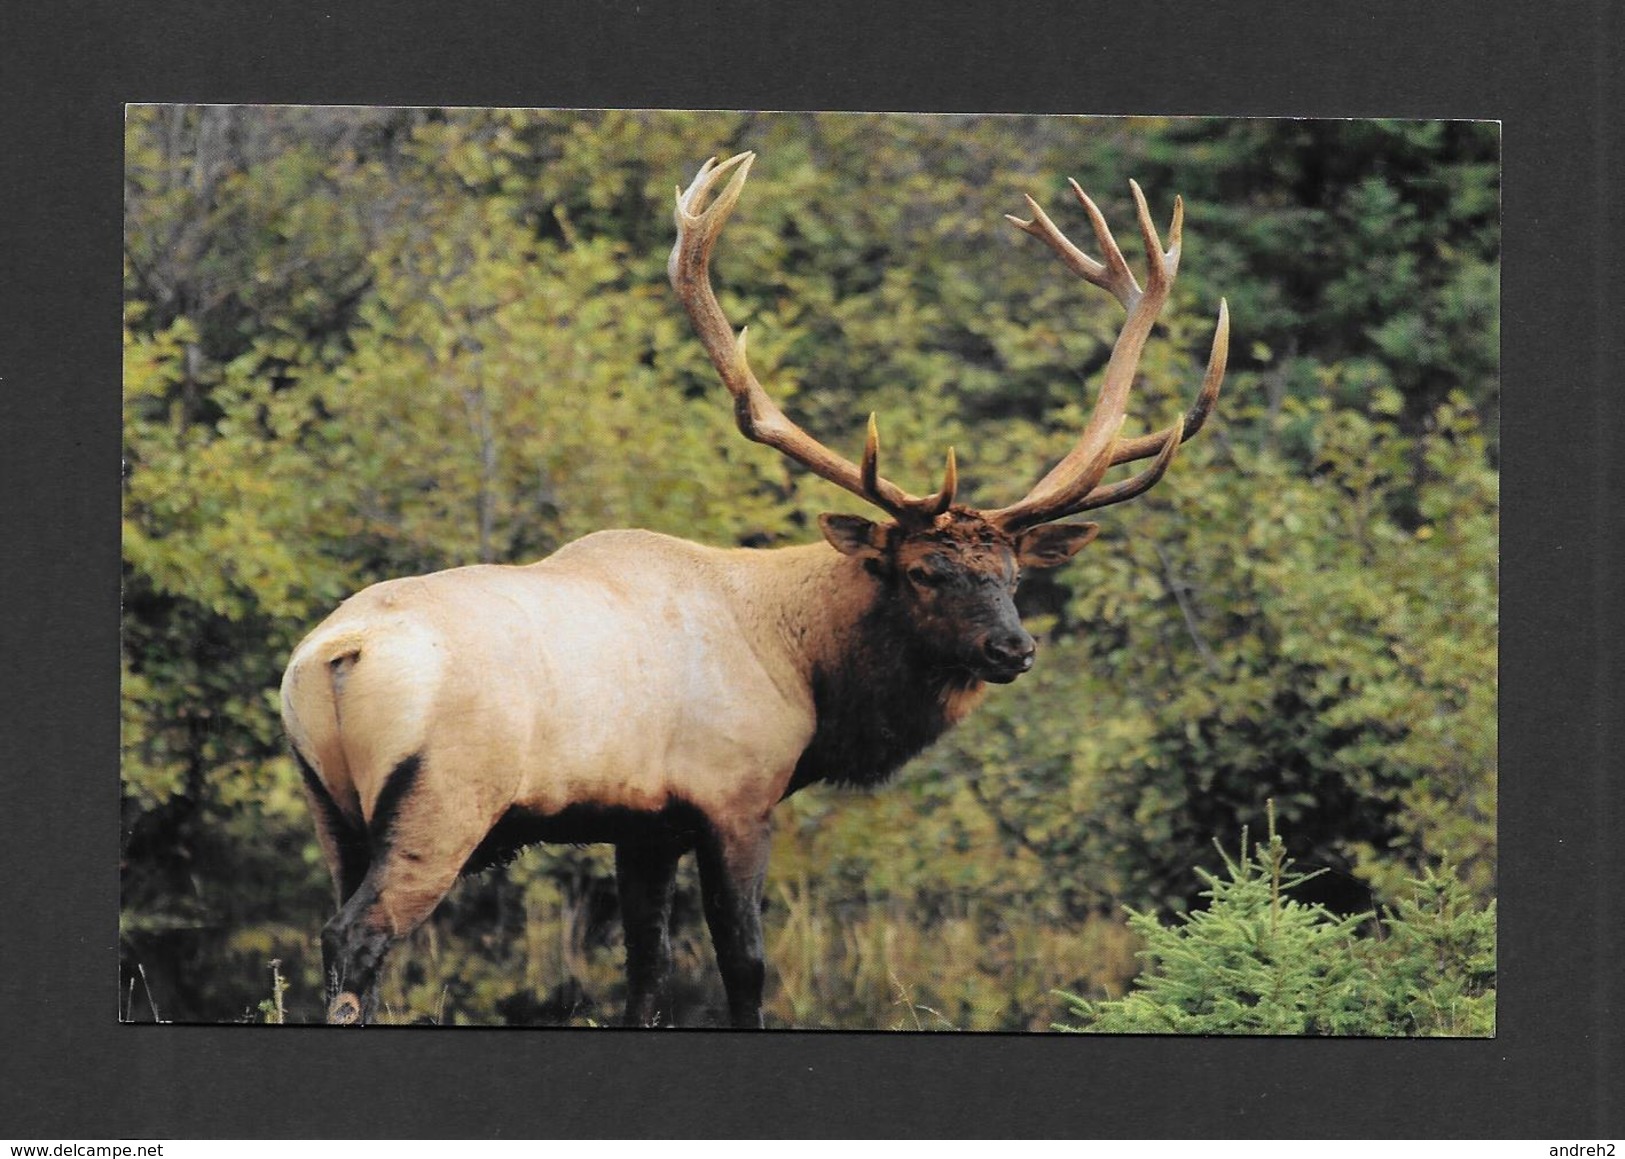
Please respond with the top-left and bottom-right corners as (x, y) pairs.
(669, 152), (1230, 684)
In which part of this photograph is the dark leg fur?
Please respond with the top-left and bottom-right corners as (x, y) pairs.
(615, 842), (682, 1027)
(296, 750), (443, 1026)
(696, 818), (772, 1029)
(296, 747), (381, 1021)
(294, 749), (370, 905)
(320, 877), (392, 1024)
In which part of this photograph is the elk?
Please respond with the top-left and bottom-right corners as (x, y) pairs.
(280, 152), (1229, 1028)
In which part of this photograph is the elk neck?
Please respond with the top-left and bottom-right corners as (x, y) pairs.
(742, 540), (988, 795)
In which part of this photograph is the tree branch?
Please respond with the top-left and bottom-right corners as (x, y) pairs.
(1152, 539), (1222, 676)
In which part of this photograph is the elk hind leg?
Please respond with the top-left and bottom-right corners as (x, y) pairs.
(295, 747), (383, 1019)
(322, 751), (489, 1025)
(294, 749), (370, 906)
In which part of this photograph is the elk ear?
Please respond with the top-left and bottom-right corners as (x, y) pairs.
(1015, 522), (1100, 570)
(819, 513), (888, 561)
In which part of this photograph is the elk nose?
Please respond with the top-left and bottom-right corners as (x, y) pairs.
(984, 632), (1036, 672)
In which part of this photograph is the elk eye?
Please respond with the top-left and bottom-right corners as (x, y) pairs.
(906, 565), (942, 588)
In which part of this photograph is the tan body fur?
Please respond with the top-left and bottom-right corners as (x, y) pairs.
(285, 531), (823, 828)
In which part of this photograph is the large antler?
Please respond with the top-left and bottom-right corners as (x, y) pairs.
(985, 179), (1230, 532)
(669, 152), (957, 525)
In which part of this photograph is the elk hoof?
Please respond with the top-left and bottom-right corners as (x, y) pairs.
(327, 992), (363, 1025)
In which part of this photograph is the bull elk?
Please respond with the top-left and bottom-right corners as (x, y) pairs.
(280, 152), (1229, 1027)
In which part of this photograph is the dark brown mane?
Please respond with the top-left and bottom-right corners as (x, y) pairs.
(788, 573), (983, 794)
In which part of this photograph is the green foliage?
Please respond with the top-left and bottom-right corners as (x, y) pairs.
(1059, 806), (1495, 1035)
(1140, 119), (1501, 455)
(121, 108), (1498, 1027)
(1102, 394), (1497, 913)
(1365, 865), (1498, 1036)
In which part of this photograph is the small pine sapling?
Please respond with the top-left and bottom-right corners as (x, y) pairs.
(1057, 801), (1495, 1036)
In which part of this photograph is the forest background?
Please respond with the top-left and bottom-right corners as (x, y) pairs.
(120, 108), (1499, 1030)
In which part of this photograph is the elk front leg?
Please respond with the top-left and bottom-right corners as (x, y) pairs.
(616, 841), (682, 1027)
(696, 814), (772, 1029)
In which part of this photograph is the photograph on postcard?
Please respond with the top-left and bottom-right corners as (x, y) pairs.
(121, 108), (1498, 1031)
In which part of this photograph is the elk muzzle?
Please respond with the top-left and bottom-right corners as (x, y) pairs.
(977, 625), (1037, 683)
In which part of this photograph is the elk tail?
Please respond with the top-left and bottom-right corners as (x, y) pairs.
(280, 626), (371, 828)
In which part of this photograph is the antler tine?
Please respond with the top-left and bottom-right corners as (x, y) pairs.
(861, 413), (958, 520)
(925, 444), (959, 518)
(1070, 179), (1143, 306)
(860, 413), (882, 497)
(669, 152), (956, 525)
(1005, 195), (1113, 290)
(1129, 180), (1183, 294)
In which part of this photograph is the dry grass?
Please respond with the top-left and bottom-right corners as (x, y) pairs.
(344, 868), (1143, 1030)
